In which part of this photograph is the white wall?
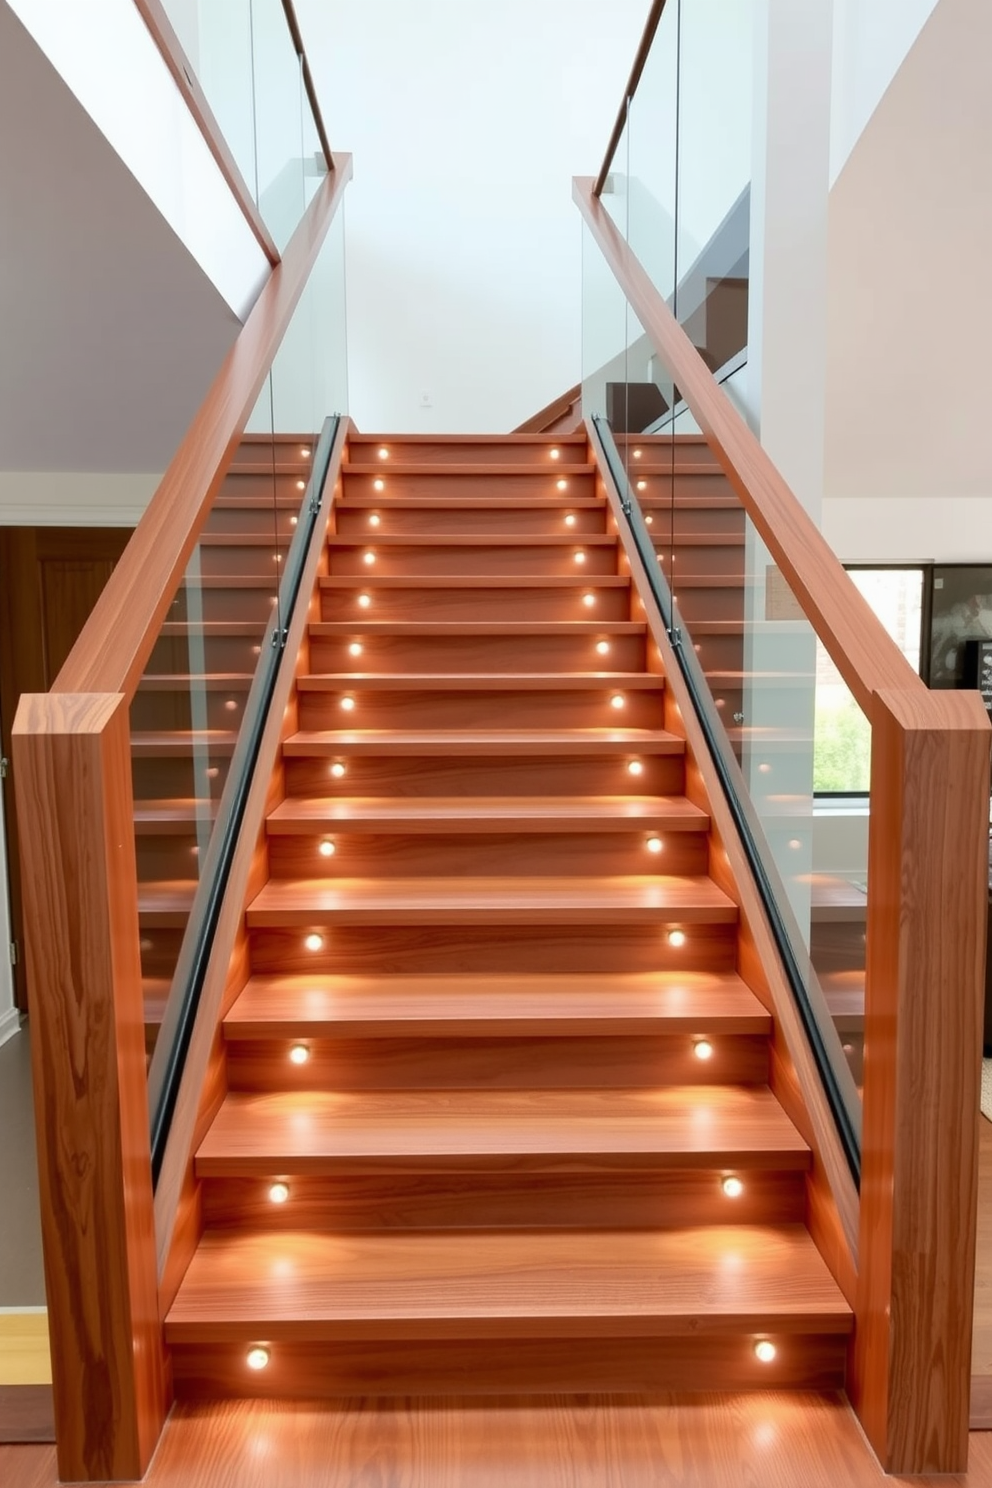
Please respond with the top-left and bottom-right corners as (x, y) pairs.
(6, 0), (267, 319)
(823, 0), (992, 563)
(830, 0), (940, 184)
(296, 0), (646, 434)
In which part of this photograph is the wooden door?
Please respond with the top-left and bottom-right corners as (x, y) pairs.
(0, 526), (134, 1010)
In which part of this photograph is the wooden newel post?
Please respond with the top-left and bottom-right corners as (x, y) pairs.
(12, 692), (168, 1482)
(852, 686), (990, 1474)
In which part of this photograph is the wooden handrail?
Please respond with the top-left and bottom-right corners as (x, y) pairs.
(593, 0), (668, 197)
(281, 0), (335, 174)
(55, 153), (352, 701)
(133, 0), (280, 266)
(574, 175), (917, 714)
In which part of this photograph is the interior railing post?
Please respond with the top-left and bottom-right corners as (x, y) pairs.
(852, 685), (990, 1474)
(11, 692), (167, 1483)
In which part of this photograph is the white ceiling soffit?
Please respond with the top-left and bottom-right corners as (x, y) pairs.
(0, 1), (246, 474)
(5, 0), (268, 319)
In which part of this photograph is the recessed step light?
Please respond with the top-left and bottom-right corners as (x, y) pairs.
(668, 929), (686, 948)
(627, 759), (644, 777)
(610, 694), (625, 710)
(377, 446), (389, 460)
(318, 840), (336, 858)
(556, 478), (569, 492)
(268, 1183), (290, 1204)
(289, 1042), (311, 1063)
(596, 640), (611, 656)
(373, 479), (385, 492)
(247, 1347), (270, 1371)
(369, 513), (381, 528)
(330, 762), (347, 779)
(693, 1039), (713, 1061)
(303, 932), (323, 951)
(340, 696), (356, 712)
(646, 836), (663, 854)
(722, 1176), (744, 1199)
(550, 448), (560, 461)
(358, 594), (372, 609)
(754, 1340), (776, 1364)
(348, 642), (363, 657)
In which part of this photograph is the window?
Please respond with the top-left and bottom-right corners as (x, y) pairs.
(813, 568), (924, 794)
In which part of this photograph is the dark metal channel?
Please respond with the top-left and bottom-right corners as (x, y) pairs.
(149, 415), (340, 1182)
(591, 414), (862, 1188)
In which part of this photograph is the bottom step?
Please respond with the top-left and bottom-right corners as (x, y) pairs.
(166, 1226), (851, 1397)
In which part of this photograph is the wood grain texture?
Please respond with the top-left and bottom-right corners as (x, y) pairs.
(573, 179), (918, 713)
(246, 873), (739, 926)
(223, 969), (766, 1037)
(54, 158), (351, 699)
(10, 693), (167, 1480)
(197, 1085), (807, 1171)
(852, 685), (991, 1474)
(166, 1225), (851, 1337)
(8, 1397), (992, 1488)
(132, 0), (279, 264)
(153, 420), (351, 1281)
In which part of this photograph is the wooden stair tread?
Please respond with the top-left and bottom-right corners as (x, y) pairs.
(327, 534), (615, 548)
(340, 462), (597, 477)
(283, 729), (685, 757)
(138, 882), (196, 921)
(338, 495), (603, 509)
(138, 673), (254, 690)
(310, 621), (646, 636)
(134, 800), (218, 830)
(131, 730), (238, 755)
(247, 875), (738, 925)
(320, 575), (631, 590)
(224, 970), (771, 1036)
(197, 1087), (809, 1170)
(267, 795), (707, 832)
(298, 673), (663, 692)
(165, 1225), (851, 1336)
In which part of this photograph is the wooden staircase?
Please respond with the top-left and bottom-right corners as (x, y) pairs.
(164, 430), (852, 1398)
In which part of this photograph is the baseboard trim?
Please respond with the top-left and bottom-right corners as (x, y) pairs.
(0, 1006), (21, 1049)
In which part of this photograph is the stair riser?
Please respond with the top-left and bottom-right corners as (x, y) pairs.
(136, 837), (210, 884)
(248, 924), (739, 978)
(139, 927), (184, 980)
(328, 544), (617, 579)
(637, 473), (739, 502)
(207, 503), (302, 538)
(223, 1033), (769, 1091)
(131, 690), (250, 733)
(231, 437), (315, 466)
(266, 831), (709, 881)
(199, 1170), (805, 1231)
(147, 634), (267, 676)
(666, 585), (743, 624)
(168, 1335), (847, 1399)
(320, 585), (632, 623)
(656, 543), (745, 581)
(334, 505), (606, 538)
(308, 632), (647, 675)
(196, 545), (291, 579)
(297, 690), (666, 732)
(686, 634), (745, 674)
(217, 472), (310, 501)
(344, 473), (596, 501)
(284, 754), (687, 799)
(346, 440), (588, 467)
(131, 756), (231, 802)
(168, 587), (280, 626)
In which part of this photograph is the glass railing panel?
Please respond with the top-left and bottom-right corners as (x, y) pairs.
(251, 0), (308, 251)
(146, 200), (348, 1123)
(159, 0), (259, 208)
(592, 413), (862, 1162)
(131, 384), (283, 1050)
(625, 0), (678, 306)
(674, 0), (753, 378)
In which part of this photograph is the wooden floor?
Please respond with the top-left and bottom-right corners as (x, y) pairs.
(3, 1395), (992, 1487)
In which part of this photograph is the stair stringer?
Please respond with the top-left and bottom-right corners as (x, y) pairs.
(591, 429), (859, 1310)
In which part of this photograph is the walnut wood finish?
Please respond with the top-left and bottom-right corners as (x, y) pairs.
(54, 158), (352, 700)
(10, 694), (166, 1481)
(851, 686), (991, 1473)
(132, 0), (280, 265)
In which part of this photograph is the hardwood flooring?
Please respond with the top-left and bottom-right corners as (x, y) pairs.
(4, 1396), (992, 1487)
